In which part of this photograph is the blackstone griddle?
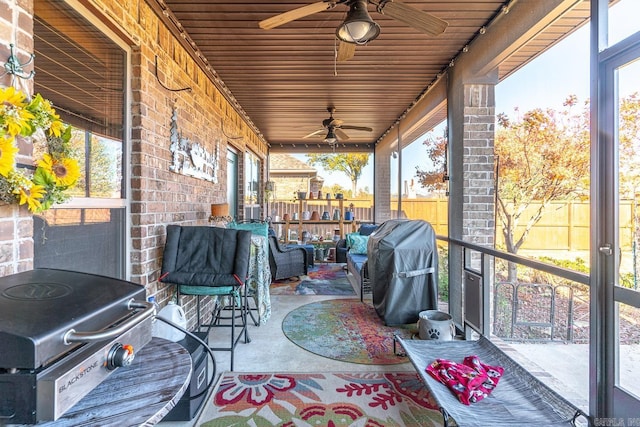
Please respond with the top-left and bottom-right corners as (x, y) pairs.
(0, 268), (154, 424)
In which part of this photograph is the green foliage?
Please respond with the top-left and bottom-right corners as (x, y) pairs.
(438, 245), (449, 302)
(537, 256), (589, 274)
(307, 153), (370, 195)
(31, 167), (65, 211)
(619, 272), (635, 289)
(324, 183), (349, 197)
(495, 255), (589, 289)
(618, 92), (640, 197)
(66, 130), (122, 198)
(88, 137), (120, 197)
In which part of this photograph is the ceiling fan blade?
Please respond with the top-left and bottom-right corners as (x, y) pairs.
(259, 2), (332, 30)
(371, 0), (448, 37)
(341, 125), (373, 132)
(302, 129), (325, 139)
(335, 128), (350, 140)
(336, 40), (355, 62)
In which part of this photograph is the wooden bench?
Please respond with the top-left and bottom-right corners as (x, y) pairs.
(395, 335), (589, 426)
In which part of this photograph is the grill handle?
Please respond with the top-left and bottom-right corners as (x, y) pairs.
(63, 300), (156, 345)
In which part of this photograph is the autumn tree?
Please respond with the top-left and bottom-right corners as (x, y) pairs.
(416, 94), (640, 282)
(617, 92), (640, 197)
(415, 127), (448, 193)
(306, 153), (370, 196)
(496, 96), (590, 281)
(616, 92), (640, 287)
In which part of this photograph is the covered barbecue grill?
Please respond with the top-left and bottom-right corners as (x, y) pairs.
(368, 219), (439, 325)
(0, 269), (154, 424)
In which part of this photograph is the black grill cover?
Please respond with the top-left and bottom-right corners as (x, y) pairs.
(0, 269), (146, 370)
(368, 219), (439, 325)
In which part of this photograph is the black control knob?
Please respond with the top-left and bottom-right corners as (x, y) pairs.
(107, 343), (135, 370)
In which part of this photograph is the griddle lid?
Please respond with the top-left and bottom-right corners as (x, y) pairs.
(0, 269), (146, 369)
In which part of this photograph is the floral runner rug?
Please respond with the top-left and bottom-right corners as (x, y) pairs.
(270, 263), (355, 296)
(199, 371), (444, 426)
(282, 299), (416, 365)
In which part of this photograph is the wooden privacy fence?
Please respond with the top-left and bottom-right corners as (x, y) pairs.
(270, 197), (635, 251)
(268, 199), (375, 241)
(394, 198), (635, 252)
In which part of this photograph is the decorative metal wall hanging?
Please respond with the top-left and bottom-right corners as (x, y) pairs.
(1, 44), (35, 83)
(169, 108), (220, 183)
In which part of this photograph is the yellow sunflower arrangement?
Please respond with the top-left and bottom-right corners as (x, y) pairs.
(0, 86), (80, 213)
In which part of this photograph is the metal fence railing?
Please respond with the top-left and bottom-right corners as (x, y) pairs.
(438, 236), (592, 343)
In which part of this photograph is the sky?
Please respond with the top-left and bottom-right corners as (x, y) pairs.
(295, 0), (640, 193)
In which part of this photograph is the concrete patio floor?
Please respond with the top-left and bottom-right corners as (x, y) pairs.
(159, 271), (639, 426)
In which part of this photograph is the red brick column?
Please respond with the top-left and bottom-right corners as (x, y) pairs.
(0, 0), (34, 276)
(462, 83), (495, 248)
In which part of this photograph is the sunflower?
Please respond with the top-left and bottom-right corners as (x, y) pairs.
(0, 87), (34, 137)
(47, 119), (64, 137)
(1, 87), (80, 212)
(37, 153), (80, 187)
(26, 93), (63, 137)
(0, 86), (26, 105)
(15, 183), (45, 212)
(0, 137), (19, 177)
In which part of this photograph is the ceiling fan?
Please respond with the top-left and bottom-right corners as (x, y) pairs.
(303, 107), (373, 145)
(259, 0), (449, 61)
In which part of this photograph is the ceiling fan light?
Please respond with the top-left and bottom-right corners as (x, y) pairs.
(323, 128), (337, 145)
(336, 0), (380, 44)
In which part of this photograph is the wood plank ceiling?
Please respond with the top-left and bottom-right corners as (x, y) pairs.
(159, 0), (592, 153)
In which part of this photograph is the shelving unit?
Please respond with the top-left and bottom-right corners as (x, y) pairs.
(275, 197), (356, 243)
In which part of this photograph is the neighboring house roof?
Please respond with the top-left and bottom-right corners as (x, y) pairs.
(269, 154), (316, 175)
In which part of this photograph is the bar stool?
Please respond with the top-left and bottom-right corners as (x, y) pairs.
(161, 225), (252, 371)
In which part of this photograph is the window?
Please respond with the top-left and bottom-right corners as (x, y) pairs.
(402, 121), (448, 234)
(244, 151), (261, 220)
(32, 0), (128, 278)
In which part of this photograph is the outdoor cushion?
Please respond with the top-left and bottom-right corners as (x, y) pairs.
(161, 225), (251, 287)
(359, 223), (378, 236)
(347, 233), (369, 254)
(228, 221), (269, 239)
(347, 252), (368, 275)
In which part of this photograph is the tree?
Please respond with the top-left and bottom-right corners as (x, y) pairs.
(306, 153), (370, 195)
(415, 127), (448, 193)
(328, 183), (348, 197)
(415, 94), (640, 283)
(496, 96), (590, 281)
(617, 92), (640, 197)
(616, 92), (640, 288)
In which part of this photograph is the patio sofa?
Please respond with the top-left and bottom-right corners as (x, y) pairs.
(336, 223), (378, 301)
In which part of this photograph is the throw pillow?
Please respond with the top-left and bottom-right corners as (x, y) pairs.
(348, 234), (369, 255)
(346, 232), (359, 248)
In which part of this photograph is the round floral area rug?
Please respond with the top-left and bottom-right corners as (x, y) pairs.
(281, 298), (416, 365)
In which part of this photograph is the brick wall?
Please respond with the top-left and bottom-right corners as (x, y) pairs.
(462, 84), (495, 247)
(273, 176), (311, 201)
(96, 0), (268, 324)
(0, 0), (34, 276)
(0, 0), (268, 329)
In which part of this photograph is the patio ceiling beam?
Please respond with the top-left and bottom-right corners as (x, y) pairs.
(470, 0), (585, 78)
(376, 0), (585, 149)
